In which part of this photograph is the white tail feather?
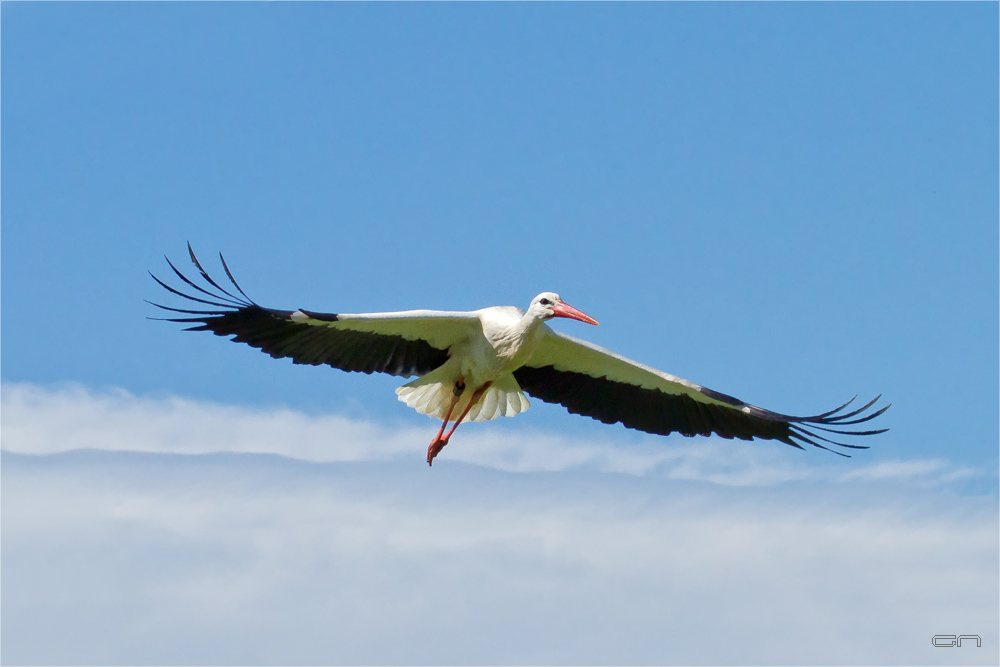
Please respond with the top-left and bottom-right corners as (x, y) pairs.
(395, 372), (529, 423)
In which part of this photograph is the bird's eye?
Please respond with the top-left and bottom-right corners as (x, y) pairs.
(539, 298), (552, 306)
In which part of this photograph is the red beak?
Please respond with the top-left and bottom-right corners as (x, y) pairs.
(552, 301), (599, 326)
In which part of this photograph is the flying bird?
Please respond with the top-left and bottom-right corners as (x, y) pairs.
(150, 245), (888, 466)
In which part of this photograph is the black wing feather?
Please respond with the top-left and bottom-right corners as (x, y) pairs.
(513, 365), (888, 456)
(150, 247), (449, 378)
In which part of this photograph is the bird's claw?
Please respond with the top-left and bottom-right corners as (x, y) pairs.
(427, 436), (449, 466)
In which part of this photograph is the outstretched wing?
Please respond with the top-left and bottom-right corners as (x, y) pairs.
(514, 329), (888, 456)
(149, 244), (483, 377)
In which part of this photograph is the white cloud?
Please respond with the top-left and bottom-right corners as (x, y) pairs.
(2, 449), (997, 665)
(2, 382), (997, 665)
(0, 382), (979, 487)
(1, 381), (424, 462)
(839, 459), (974, 482)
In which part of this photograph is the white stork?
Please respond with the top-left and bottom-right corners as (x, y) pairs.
(150, 245), (889, 466)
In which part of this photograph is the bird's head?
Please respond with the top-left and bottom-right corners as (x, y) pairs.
(529, 292), (599, 325)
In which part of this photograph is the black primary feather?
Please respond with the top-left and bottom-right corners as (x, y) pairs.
(149, 246), (449, 378)
(513, 366), (888, 457)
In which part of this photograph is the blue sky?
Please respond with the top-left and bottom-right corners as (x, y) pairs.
(2, 3), (998, 665)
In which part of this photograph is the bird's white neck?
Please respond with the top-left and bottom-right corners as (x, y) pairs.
(502, 310), (549, 367)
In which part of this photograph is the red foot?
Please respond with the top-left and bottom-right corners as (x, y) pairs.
(427, 435), (449, 466)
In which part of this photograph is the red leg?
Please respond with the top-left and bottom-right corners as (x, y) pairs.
(427, 381), (492, 467)
(441, 382), (492, 439)
(427, 392), (460, 466)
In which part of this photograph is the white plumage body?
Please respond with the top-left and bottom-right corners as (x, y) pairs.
(396, 305), (547, 423)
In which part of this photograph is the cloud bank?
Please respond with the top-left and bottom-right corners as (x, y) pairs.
(0, 382), (978, 486)
(2, 383), (997, 665)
